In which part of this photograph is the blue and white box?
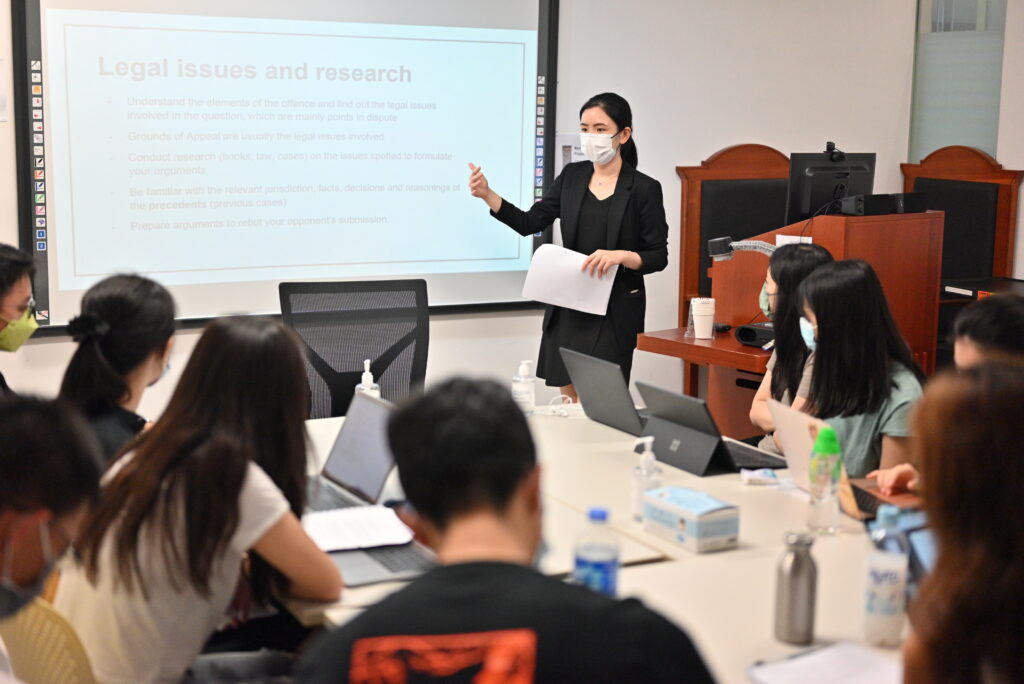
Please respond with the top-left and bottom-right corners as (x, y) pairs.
(643, 486), (739, 553)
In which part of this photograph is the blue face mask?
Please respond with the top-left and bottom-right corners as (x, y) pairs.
(799, 317), (817, 352)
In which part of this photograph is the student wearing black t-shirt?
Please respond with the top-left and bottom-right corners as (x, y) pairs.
(297, 378), (714, 684)
(59, 275), (176, 463)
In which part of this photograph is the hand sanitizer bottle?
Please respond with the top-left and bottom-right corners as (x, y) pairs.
(511, 360), (536, 414)
(354, 359), (381, 399)
(632, 436), (662, 522)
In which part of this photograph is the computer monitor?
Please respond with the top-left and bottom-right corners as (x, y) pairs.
(784, 152), (876, 225)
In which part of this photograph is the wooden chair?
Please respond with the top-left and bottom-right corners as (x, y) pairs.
(0, 598), (96, 684)
(901, 146), (1022, 279)
(901, 146), (1023, 365)
(676, 144), (790, 394)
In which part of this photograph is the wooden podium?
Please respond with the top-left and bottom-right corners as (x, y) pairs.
(638, 211), (944, 439)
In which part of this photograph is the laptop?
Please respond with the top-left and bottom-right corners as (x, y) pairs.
(634, 382), (786, 476)
(560, 348), (647, 435)
(767, 399), (922, 520)
(307, 392), (434, 586)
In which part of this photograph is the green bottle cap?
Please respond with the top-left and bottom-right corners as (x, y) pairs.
(812, 425), (841, 455)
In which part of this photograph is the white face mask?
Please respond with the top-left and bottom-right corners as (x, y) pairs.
(579, 132), (617, 165)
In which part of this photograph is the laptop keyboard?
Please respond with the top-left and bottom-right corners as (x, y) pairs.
(369, 545), (435, 573)
(307, 480), (360, 512)
(725, 441), (787, 470)
(852, 484), (881, 516)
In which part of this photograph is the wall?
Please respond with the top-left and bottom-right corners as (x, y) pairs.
(997, 0), (1024, 275)
(0, 0), (918, 418)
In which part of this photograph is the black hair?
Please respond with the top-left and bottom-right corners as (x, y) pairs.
(60, 275), (176, 418)
(0, 243), (35, 299)
(579, 92), (637, 168)
(0, 396), (102, 515)
(798, 259), (924, 418)
(77, 316), (311, 602)
(387, 377), (536, 530)
(768, 243), (834, 401)
(952, 295), (1024, 358)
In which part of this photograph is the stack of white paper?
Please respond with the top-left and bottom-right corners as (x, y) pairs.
(522, 244), (617, 316)
(302, 506), (414, 552)
(749, 642), (902, 684)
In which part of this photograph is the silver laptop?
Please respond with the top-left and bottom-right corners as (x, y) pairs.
(560, 347), (647, 435)
(307, 392), (434, 586)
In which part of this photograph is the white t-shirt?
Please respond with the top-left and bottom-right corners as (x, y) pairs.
(53, 461), (290, 684)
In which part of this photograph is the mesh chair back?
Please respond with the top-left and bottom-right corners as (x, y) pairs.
(0, 598), (97, 684)
(279, 280), (429, 417)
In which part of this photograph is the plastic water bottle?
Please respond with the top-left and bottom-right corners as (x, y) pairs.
(354, 359), (381, 399)
(864, 504), (909, 647)
(511, 360), (536, 414)
(573, 507), (619, 596)
(807, 425), (841, 535)
(632, 436), (662, 522)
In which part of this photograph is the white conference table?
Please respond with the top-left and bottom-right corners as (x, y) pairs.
(295, 409), (899, 683)
(291, 416), (665, 624)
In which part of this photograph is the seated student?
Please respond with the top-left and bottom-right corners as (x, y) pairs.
(869, 294), (1024, 494)
(54, 316), (342, 684)
(950, 293), (1024, 368)
(0, 397), (102, 681)
(60, 274), (176, 463)
(0, 245), (38, 395)
(797, 260), (924, 477)
(297, 378), (714, 684)
(749, 243), (833, 452)
(903, 363), (1024, 683)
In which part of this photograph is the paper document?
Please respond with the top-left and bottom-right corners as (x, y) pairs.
(302, 506), (413, 552)
(522, 243), (617, 316)
(748, 642), (901, 684)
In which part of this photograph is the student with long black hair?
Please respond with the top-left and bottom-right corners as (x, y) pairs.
(749, 243), (833, 451)
(797, 259), (924, 477)
(54, 316), (342, 684)
(468, 92), (668, 400)
(60, 274), (176, 463)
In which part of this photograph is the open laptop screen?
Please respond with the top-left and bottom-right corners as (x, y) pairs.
(322, 393), (394, 503)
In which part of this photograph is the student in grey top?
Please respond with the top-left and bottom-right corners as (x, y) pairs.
(797, 260), (925, 477)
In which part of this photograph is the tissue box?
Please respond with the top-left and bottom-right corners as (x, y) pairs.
(643, 486), (739, 553)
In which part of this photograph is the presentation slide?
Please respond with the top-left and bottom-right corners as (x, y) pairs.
(32, 2), (545, 323)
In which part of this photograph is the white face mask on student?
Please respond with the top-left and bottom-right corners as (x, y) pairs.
(579, 132), (617, 165)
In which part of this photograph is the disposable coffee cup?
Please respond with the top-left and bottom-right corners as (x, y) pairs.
(691, 297), (715, 339)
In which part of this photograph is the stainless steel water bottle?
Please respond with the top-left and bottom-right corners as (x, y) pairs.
(774, 531), (817, 645)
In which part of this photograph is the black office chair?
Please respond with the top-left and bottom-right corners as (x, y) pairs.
(279, 280), (429, 418)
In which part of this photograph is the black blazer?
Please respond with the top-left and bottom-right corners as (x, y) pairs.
(491, 161), (669, 352)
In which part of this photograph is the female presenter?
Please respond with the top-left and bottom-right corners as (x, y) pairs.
(469, 92), (668, 399)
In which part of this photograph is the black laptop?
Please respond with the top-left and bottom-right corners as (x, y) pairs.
(560, 347), (647, 435)
(635, 382), (786, 476)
